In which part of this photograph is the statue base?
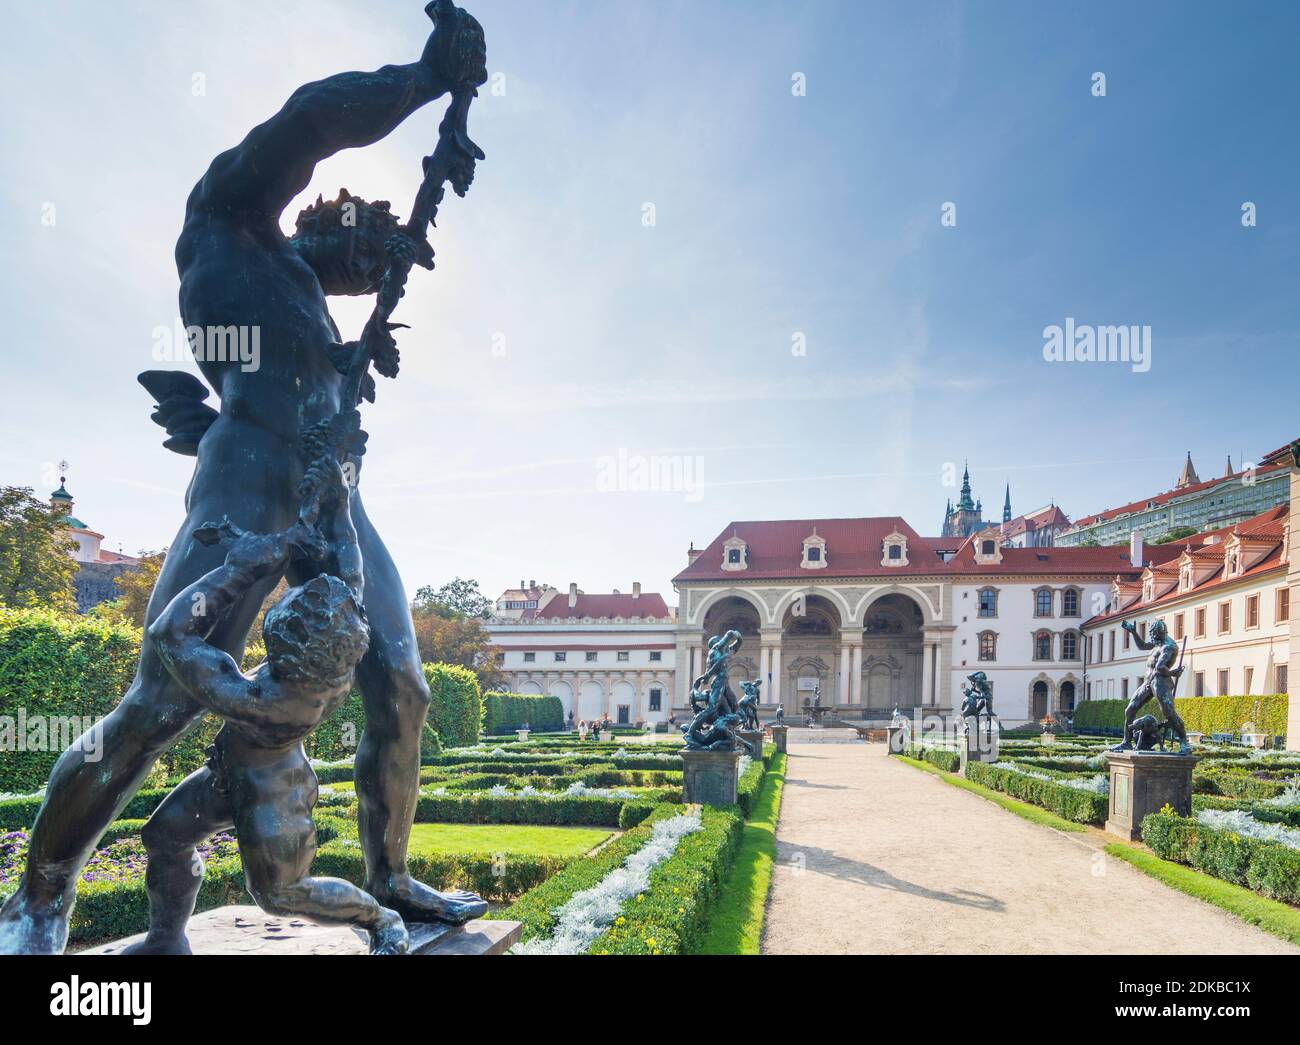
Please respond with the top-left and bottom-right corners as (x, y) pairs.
(737, 729), (765, 757)
(680, 748), (742, 806)
(1104, 751), (1199, 841)
(515, 729), (530, 742)
(958, 726), (999, 771)
(81, 905), (521, 956)
(769, 725), (788, 753)
(887, 725), (910, 755)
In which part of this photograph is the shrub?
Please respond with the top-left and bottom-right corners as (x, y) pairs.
(737, 755), (767, 817)
(414, 791), (631, 826)
(903, 745), (961, 773)
(1072, 695), (1288, 739)
(1142, 809), (1300, 904)
(965, 761), (1107, 824)
(424, 663), (484, 748)
(482, 693), (564, 735)
(0, 787), (172, 832)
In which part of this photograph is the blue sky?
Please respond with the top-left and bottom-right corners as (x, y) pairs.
(2, 0), (1296, 604)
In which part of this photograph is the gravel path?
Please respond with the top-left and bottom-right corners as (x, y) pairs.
(762, 743), (1298, 955)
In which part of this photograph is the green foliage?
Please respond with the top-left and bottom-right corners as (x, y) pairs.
(1072, 695), (1288, 740)
(903, 744), (961, 773)
(481, 692), (564, 735)
(0, 487), (79, 613)
(424, 662), (483, 748)
(415, 791), (632, 826)
(1141, 809), (1300, 905)
(589, 806), (744, 955)
(1151, 526), (1200, 545)
(1193, 762), (1289, 800)
(964, 760), (1108, 824)
(411, 578), (493, 620)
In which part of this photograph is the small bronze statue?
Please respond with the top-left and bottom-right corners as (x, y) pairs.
(738, 680), (762, 731)
(124, 459), (425, 955)
(683, 630), (747, 753)
(774, 703), (785, 725)
(959, 671), (994, 732)
(1111, 619), (1190, 754)
(1126, 714), (1173, 752)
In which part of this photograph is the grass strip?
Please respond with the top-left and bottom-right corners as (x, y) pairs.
(1105, 842), (1300, 947)
(695, 752), (788, 955)
(894, 754), (1088, 833)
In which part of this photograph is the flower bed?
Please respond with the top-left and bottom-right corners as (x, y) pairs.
(1141, 808), (1300, 905)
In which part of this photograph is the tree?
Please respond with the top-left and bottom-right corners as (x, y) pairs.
(91, 550), (166, 627)
(412, 577), (492, 620)
(0, 486), (78, 613)
(1151, 526), (1199, 546)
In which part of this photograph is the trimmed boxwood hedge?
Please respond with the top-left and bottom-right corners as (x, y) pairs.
(415, 791), (631, 826)
(482, 693), (564, 735)
(903, 745), (961, 773)
(0, 787), (173, 832)
(1073, 695), (1288, 738)
(964, 760), (1108, 824)
(1141, 809), (1300, 904)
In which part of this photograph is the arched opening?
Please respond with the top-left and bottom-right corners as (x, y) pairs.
(1059, 680), (1077, 714)
(1031, 680), (1049, 720)
(780, 594), (843, 712)
(861, 593), (925, 710)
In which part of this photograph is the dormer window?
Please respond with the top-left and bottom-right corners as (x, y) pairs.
(973, 532), (1002, 565)
(801, 529), (828, 570)
(722, 534), (748, 572)
(881, 530), (909, 567)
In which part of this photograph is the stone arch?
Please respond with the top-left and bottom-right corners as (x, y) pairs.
(1029, 673), (1055, 720)
(689, 587), (769, 628)
(518, 677), (543, 695)
(855, 585), (940, 627)
(577, 679), (603, 721)
(548, 680), (575, 718)
(772, 587), (852, 628)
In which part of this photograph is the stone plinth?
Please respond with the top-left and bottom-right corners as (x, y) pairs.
(737, 729), (765, 757)
(958, 727), (999, 771)
(82, 906), (521, 956)
(516, 729), (530, 742)
(681, 748), (742, 806)
(1104, 751), (1198, 841)
(769, 725), (789, 753)
(887, 725), (910, 755)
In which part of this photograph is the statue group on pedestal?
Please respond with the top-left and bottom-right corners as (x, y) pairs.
(1111, 618), (1191, 754)
(958, 671), (995, 734)
(683, 630), (758, 756)
(0, 1), (494, 956)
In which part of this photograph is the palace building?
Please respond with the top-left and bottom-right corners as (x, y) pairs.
(48, 476), (141, 611)
(670, 517), (1173, 725)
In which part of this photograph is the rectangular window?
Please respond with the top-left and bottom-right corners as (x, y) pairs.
(1246, 594), (1260, 629)
(978, 589), (997, 617)
(1279, 665), (1289, 695)
(585, 651), (598, 663)
(554, 652), (566, 663)
(617, 705), (630, 725)
(648, 688), (662, 712)
(978, 633), (996, 661)
(649, 651), (662, 662)
(1218, 668), (1230, 695)
(1122, 678), (1129, 701)
(617, 651), (630, 662)
(1218, 601), (1231, 634)
(1173, 613), (1184, 641)
(1245, 666), (1255, 694)
(1195, 671), (1206, 697)
(1123, 628), (1131, 651)
(1279, 587), (1291, 623)
(1035, 589), (1053, 617)
(1062, 589), (1080, 617)
(1195, 608), (1207, 638)
(523, 652), (535, 663)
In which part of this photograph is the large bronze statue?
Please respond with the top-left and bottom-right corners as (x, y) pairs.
(683, 630), (751, 754)
(0, 1), (489, 954)
(1111, 619), (1190, 754)
(958, 671), (994, 732)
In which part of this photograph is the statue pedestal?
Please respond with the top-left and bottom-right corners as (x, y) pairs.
(958, 727), (999, 771)
(680, 748), (742, 806)
(515, 729), (530, 743)
(769, 725), (788, 753)
(887, 725), (910, 755)
(82, 905), (521, 956)
(737, 729), (765, 757)
(1104, 751), (1198, 841)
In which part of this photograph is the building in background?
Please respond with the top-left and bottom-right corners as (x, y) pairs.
(940, 465), (986, 539)
(1082, 506), (1291, 711)
(672, 517), (1171, 725)
(492, 580), (557, 620)
(1057, 448), (1292, 547)
(48, 476), (141, 611)
(487, 583), (677, 725)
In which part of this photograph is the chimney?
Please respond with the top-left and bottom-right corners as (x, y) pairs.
(686, 543), (703, 566)
(632, 581), (642, 599)
(529, 579), (536, 589)
(520, 579), (526, 590)
(568, 582), (578, 609)
(1130, 531), (1145, 569)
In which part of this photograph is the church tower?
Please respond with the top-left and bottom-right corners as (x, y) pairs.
(1175, 451), (1201, 490)
(1002, 484), (1013, 524)
(941, 463), (986, 538)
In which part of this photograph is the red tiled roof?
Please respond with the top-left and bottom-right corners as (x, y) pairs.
(1069, 462), (1287, 529)
(674, 516), (1174, 582)
(536, 592), (672, 620)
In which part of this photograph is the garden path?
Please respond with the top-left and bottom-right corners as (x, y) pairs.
(761, 743), (1297, 954)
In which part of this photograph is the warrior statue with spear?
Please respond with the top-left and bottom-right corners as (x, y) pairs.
(1112, 618), (1191, 754)
(1, 1), (490, 954)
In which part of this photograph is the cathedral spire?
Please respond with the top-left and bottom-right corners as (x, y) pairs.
(1002, 483), (1012, 524)
(958, 462), (975, 511)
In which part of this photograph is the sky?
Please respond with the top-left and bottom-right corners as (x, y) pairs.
(2, 0), (1297, 607)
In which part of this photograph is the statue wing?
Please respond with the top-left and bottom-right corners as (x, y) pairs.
(138, 370), (219, 456)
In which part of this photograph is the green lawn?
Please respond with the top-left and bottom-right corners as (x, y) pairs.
(895, 754), (1088, 833)
(407, 823), (614, 858)
(1105, 842), (1300, 947)
(696, 752), (788, 955)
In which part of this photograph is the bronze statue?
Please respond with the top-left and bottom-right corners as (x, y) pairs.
(0, 1), (490, 953)
(683, 631), (747, 753)
(1111, 619), (1190, 754)
(738, 680), (762, 731)
(125, 459), (414, 955)
(1125, 714), (1173, 752)
(958, 671), (994, 732)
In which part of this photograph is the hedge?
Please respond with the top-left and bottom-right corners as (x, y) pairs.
(1073, 695), (1288, 738)
(964, 761), (1108, 824)
(1, 787), (172, 832)
(1141, 809), (1300, 905)
(424, 663), (484, 748)
(482, 693), (564, 735)
(903, 745), (961, 773)
(588, 805), (745, 955)
(414, 791), (634, 827)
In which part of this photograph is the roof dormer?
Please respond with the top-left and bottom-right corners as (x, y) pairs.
(973, 529), (1002, 565)
(801, 528), (828, 570)
(881, 529), (909, 568)
(722, 533), (748, 572)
